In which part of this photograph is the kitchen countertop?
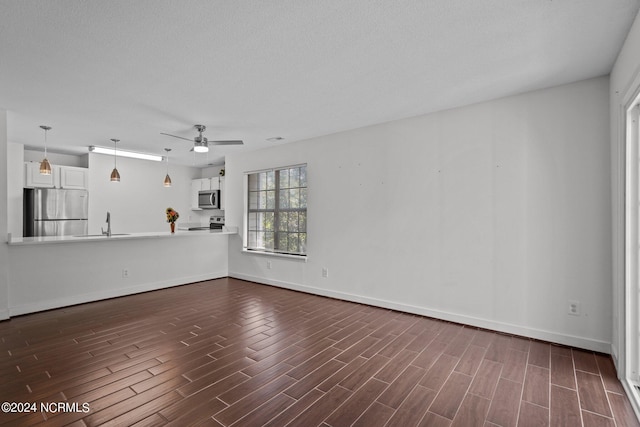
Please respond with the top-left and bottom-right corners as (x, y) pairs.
(7, 227), (238, 246)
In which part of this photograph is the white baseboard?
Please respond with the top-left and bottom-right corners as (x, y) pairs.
(622, 379), (640, 422)
(8, 272), (227, 317)
(611, 344), (620, 371)
(230, 272), (611, 354)
(0, 309), (9, 321)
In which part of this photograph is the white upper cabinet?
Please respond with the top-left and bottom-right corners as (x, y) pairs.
(190, 178), (212, 210)
(59, 166), (88, 189)
(25, 162), (88, 189)
(191, 179), (204, 210)
(201, 178), (212, 191)
(209, 177), (220, 191)
(25, 162), (55, 188)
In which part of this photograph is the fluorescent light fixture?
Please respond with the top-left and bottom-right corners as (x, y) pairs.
(89, 146), (163, 162)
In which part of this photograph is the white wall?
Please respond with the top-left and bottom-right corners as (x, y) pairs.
(201, 164), (225, 179)
(610, 9), (640, 372)
(24, 149), (88, 167)
(226, 76), (612, 352)
(87, 152), (202, 233)
(0, 110), (9, 319)
(7, 143), (23, 238)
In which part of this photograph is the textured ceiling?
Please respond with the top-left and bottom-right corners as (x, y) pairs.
(1, 0), (638, 167)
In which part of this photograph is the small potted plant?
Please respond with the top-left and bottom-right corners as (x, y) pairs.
(166, 207), (179, 233)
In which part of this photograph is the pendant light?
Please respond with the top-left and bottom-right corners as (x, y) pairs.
(163, 148), (172, 187)
(39, 125), (52, 175)
(110, 139), (120, 182)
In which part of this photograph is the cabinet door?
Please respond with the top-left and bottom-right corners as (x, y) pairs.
(59, 166), (88, 189)
(209, 177), (220, 191)
(219, 177), (225, 210)
(191, 179), (203, 210)
(25, 162), (55, 188)
(201, 178), (212, 191)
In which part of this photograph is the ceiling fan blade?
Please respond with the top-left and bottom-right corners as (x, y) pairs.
(209, 140), (244, 145)
(160, 132), (194, 142)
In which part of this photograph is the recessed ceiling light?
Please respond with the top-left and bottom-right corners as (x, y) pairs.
(267, 137), (284, 142)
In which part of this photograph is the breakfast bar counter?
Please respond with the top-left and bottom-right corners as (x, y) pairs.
(7, 227), (238, 245)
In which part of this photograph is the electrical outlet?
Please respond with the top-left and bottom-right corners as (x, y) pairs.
(267, 261), (272, 269)
(322, 267), (328, 278)
(122, 269), (130, 278)
(568, 300), (580, 316)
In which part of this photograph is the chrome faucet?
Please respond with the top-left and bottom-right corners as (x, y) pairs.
(101, 211), (112, 237)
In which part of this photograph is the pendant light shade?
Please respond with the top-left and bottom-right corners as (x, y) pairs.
(110, 167), (121, 182)
(110, 139), (120, 182)
(39, 158), (52, 175)
(163, 148), (172, 187)
(39, 125), (52, 175)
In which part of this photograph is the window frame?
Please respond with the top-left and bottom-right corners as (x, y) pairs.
(243, 163), (307, 258)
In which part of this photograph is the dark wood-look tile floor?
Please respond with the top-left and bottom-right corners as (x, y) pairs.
(0, 278), (638, 426)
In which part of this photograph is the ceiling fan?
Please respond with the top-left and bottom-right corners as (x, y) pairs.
(161, 124), (243, 153)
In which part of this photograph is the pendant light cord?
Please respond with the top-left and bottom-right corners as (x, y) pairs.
(111, 139), (118, 168)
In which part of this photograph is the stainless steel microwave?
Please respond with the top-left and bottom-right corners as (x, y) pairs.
(198, 190), (220, 209)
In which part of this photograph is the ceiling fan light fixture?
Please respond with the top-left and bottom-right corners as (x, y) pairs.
(193, 140), (209, 153)
(160, 124), (243, 159)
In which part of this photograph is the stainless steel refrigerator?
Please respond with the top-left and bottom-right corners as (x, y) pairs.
(24, 188), (89, 237)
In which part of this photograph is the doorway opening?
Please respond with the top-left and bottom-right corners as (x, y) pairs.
(624, 97), (640, 413)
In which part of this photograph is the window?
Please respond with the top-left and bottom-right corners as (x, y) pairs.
(246, 164), (307, 256)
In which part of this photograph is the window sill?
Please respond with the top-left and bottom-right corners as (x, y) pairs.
(242, 249), (308, 262)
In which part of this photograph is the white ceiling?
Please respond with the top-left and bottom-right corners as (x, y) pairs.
(1, 0), (638, 167)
